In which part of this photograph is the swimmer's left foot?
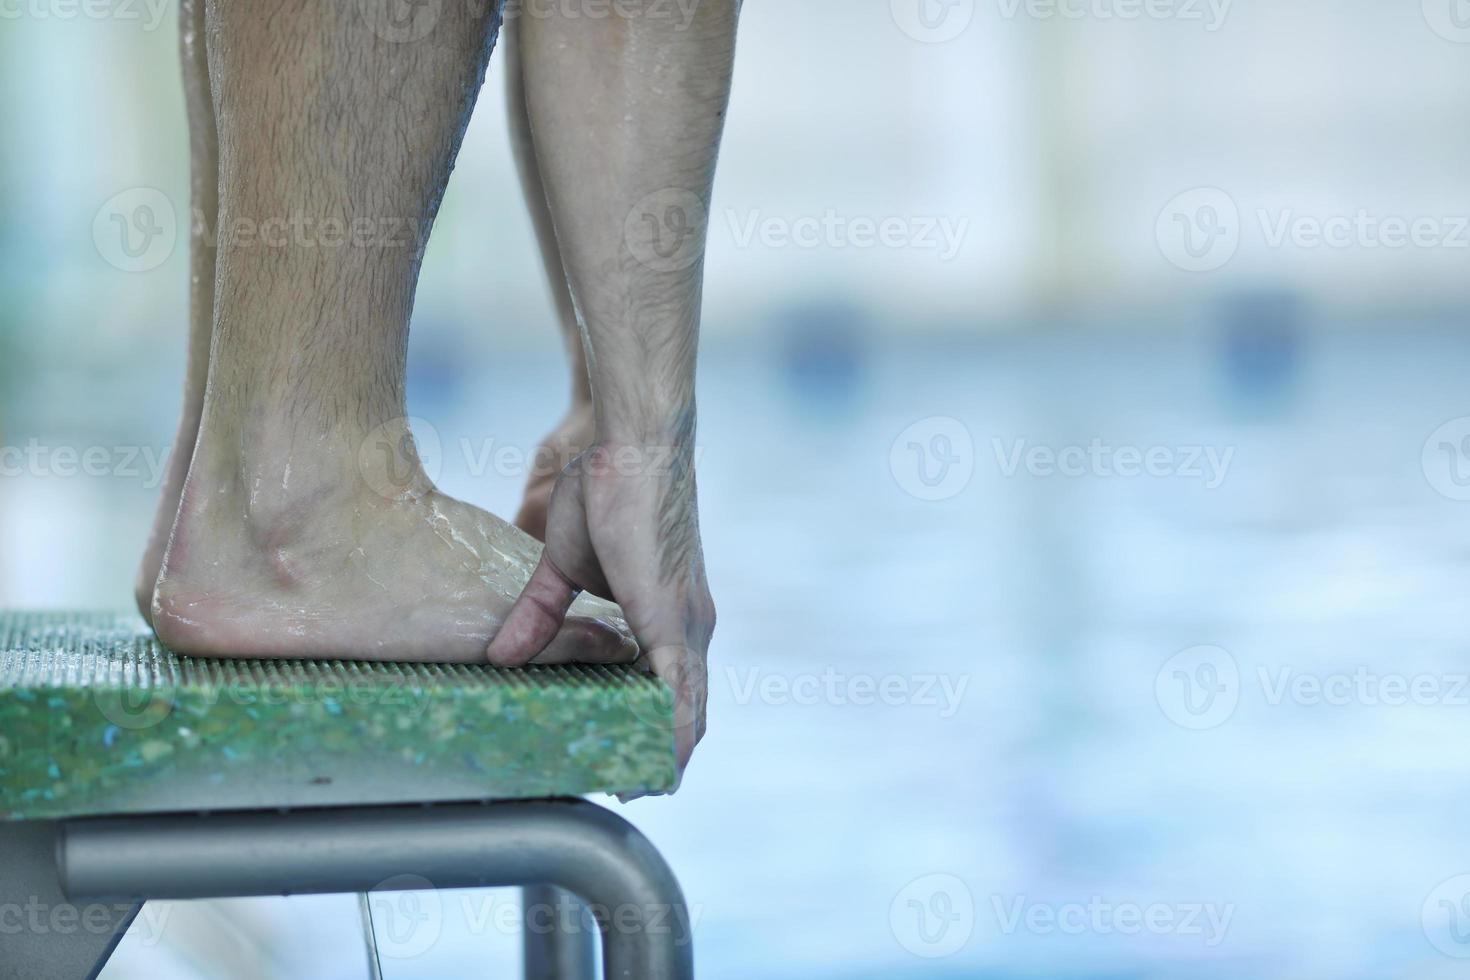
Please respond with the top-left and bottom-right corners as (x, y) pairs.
(149, 418), (637, 665)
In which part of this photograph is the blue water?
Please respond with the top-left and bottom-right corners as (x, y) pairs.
(46, 321), (1470, 978)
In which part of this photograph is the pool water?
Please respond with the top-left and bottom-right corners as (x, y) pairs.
(60, 321), (1470, 978)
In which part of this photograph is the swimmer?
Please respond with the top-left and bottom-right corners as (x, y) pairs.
(134, 0), (738, 778)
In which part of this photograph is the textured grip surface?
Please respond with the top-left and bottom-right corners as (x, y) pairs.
(0, 611), (675, 819)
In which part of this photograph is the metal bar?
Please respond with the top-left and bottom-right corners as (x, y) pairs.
(0, 821), (140, 980)
(58, 799), (691, 980)
(357, 892), (384, 980)
(522, 884), (596, 980)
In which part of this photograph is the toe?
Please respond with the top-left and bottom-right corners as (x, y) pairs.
(532, 616), (640, 665)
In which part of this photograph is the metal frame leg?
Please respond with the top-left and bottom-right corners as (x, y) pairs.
(0, 821), (139, 980)
(522, 884), (596, 980)
(59, 799), (692, 979)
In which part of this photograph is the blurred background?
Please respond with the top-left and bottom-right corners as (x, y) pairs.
(6, 0), (1470, 976)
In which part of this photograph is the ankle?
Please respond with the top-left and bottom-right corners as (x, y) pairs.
(187, 415), (431, 546)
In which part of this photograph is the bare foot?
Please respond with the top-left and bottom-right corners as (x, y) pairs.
(151, 422), (635, 664)
(514, 404), (593, 542)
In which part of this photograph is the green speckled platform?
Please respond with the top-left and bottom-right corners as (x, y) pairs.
(0, 611), (676, 820)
